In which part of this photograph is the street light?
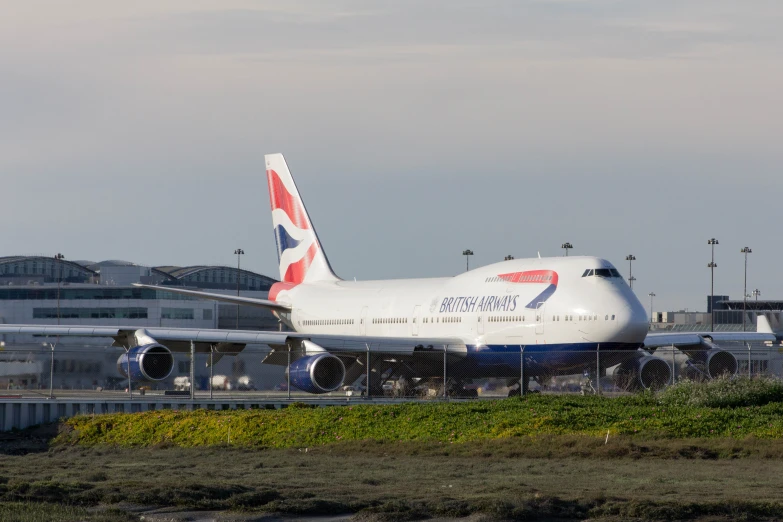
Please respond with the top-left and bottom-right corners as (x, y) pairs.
(561, 243), (573, 257)
(753, 288), (761, 301)
(648, 292), (656, 324)
(625, 255), (636, 290)
(707, 238), (719, 332)
(504, 255), (514, 261)
(234, 248), (244, 329)
(54, 253), (65, 325)
(462, 249), (473, 271)
(740, 247), (752, 331)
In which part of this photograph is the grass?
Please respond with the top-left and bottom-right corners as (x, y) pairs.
(0, 502), (135, 522)
(3, 442), (783, 520)
(56, 394), (783, 449)
(5, 377), (783, 520)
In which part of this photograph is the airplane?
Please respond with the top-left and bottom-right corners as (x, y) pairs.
(0, 154), (777, 396)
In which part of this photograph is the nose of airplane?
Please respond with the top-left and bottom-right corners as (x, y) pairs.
(614, 295), (649, 344)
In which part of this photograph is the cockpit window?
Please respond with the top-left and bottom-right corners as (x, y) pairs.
(582, 268), (623, 278)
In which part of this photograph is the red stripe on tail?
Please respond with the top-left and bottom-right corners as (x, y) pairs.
(267, 169), (310, 230)
(283, 242), (319, 284)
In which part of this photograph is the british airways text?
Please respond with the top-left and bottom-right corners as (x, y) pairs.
(440, 295), (519, 313)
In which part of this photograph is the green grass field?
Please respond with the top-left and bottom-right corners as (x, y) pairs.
(4, 377), (783, 521)
(58, 393), (783, 449)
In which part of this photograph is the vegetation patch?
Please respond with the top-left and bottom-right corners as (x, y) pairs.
(55, 383), (783, 449)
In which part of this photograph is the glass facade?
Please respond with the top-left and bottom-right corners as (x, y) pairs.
(0, 288), (198, 301)
(33, 307), (148, 319)
(161, 307), (194, 320)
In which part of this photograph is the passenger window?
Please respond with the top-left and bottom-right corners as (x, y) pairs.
(612, 315), (615, 320)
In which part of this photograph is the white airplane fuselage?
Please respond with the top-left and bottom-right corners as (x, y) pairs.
(273, 256), (649, 356)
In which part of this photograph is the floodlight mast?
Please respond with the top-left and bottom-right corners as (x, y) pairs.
(707, 238), (719, 332)
(625, 255), (636, 290)
(648, 292), (656, 324)
(740, 247), (752, 332)
(234, 248), (244, 329)
(462, 249), (474, 271)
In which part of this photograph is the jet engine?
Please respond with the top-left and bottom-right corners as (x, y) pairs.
(612, 354), (671, 391)
(682, 348), (738, 380)
(117, 344), (175, 382)
(288, 352), (346, 394)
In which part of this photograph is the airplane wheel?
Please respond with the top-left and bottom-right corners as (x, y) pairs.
(508, 388), (521, 397)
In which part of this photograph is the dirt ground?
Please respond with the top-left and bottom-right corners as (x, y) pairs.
(3, 426), (783, 521)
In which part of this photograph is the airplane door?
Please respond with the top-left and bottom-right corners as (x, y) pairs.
(536, 302), (545, 335)
(411, 305), (421, 336)
(359, 306), (368, 335)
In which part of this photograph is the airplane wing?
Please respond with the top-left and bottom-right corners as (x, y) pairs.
(643, 331), (777, 349)
(131, 284), (291, 312)
(0, 325), (465, 358)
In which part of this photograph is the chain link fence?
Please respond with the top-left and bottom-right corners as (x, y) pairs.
(0, 341), (781, 400)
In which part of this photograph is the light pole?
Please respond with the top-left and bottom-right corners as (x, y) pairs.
(648, 292), (656, 324)
(753, 288), (761, 302)
(504, 255), (514, 261)
(234, 248), (244, 329)
(707, 238), (718, 332)
(54, 253), (65, 325)
(561, 242), (573, 257)
(740, 247), (752, 331)
(625, 255), (636, 290)
(462, 249), (473, 271)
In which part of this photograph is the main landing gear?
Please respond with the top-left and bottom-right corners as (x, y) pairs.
(507, 376), (531, 397)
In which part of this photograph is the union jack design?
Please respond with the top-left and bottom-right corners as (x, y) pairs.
(499, 270), (559, 309)
(265, 154), (339, 287)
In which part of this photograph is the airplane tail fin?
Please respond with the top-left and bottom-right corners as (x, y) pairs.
(757, 314), (774, 334)
(265, 153), (340, 284)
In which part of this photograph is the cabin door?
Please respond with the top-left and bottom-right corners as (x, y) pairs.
(411, 305), (421, 336)
(359, 306), (368, 335)
(535, 302), (545, 335)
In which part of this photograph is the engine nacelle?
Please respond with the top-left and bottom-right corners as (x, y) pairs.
(288, 352), (346, 394)
(683, 348), (738, 379)
(117, 344), (174, 382)
(612, 355), (671, 391)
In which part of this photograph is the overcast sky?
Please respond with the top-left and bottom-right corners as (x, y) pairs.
(2, 1), (782, 313)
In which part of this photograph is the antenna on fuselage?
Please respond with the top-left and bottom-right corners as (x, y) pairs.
(537, 251), (541, 259)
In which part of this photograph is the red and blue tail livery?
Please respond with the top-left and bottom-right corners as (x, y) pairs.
(265, 154), (339, 286)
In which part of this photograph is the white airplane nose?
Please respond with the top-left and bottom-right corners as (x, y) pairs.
(615, 300), (649, 343)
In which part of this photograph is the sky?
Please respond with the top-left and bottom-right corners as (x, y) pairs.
(2, 0), (782, 313)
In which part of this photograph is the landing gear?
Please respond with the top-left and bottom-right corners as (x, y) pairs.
(507, 376), (530, 397)
(446, 380), (478, 398)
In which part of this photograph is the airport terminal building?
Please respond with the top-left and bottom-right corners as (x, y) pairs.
(651, 295), (783, 332)
(0, 256), (279, 338)
(0, 256), (282, 390)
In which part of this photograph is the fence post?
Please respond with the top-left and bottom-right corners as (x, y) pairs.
(671, 345), (676, 385)
(596, 344), (601, 395)
(520, 346), (525, 397)
(366, 343), (371, 399)
(209, 345), (213, 400)
(189, 340), (195, 401)
(127, 347), (133, 400)
(49, 343), (55, 399)
(443, 344), (447, 399)
(748, 342), (752, 378)
(287, 347), (291, 400)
